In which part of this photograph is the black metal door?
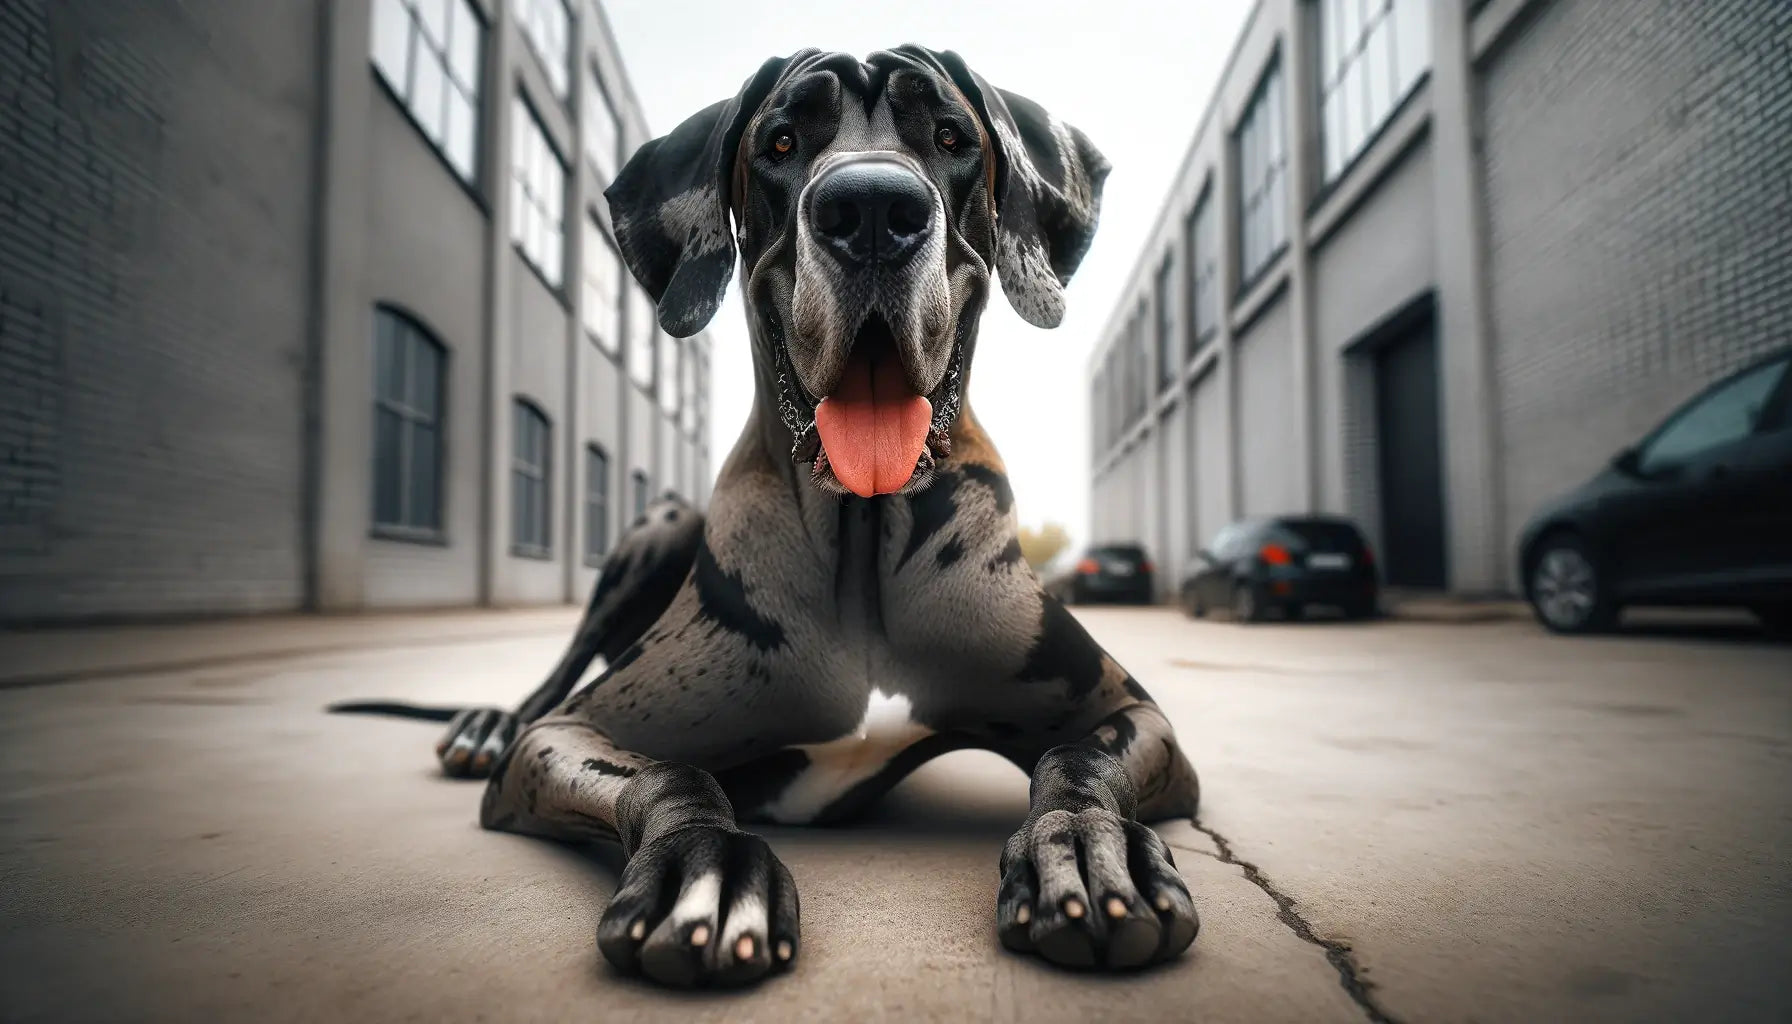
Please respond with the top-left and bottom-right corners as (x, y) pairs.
(1375, 320), (1448, 588)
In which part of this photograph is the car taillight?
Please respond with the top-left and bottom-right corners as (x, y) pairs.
(1260, 543), (1292, 565)
(1076, 558), (1100, 575)
(1140, 560), (1155, 574)
(1361, 544), (1375, 566)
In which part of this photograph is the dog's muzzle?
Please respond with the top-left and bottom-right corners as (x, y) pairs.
(808, 160), (935, 269)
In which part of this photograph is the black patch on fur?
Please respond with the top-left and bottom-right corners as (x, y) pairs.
(984, 720), (1022, 738)
(1016, 594), (1105, 699)
(1122, 674), (1152, 703)
(987, 537), (1023, 571)
(582, 757), (639, 778)
(960, 464), (1014, 514)
(935, 535), (965, 568)
(898, 471), (960, 570)
(693, 540), (786, 652)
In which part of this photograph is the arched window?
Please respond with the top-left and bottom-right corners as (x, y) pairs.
(372, 307), (447, 537)
(511, 399), (552, 557)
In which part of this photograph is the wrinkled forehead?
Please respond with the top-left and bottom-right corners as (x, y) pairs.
(752, 49), (973, 140)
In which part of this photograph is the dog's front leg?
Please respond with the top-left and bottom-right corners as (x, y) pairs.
(998, 697), (1201, 970)
(480, 718), (799, 988)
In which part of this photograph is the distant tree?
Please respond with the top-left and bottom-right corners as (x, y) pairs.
(1017, 522), (1072, 572)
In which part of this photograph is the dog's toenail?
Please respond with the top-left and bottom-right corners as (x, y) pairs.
(735, 935), (755, 961)
(1105, 896), (1128, 919)
(690, 923), (710, 947)
(776, 939), (793, 962)
(1016, 904), (1031, 925)
(628, 919), (646, 941)
(1064, 898), (1085, 919)
(1155, 893), (1173, 912)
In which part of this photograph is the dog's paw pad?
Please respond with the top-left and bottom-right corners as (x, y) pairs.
(597, 825), (799, 988)
(996, 809), (1199, 971)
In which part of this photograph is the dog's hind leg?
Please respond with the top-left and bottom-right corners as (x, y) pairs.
(480, 717), (800, 988)
(437, 498), (703, 777)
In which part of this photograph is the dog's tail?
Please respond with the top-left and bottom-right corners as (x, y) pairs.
(326, 700), (463, 722)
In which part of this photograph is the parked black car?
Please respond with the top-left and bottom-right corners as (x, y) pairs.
(1180, 516), (1380, 623)
(1517, 347), (1792, 635)
(1058, 543), (1155, 605)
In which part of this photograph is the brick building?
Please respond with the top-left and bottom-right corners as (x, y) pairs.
(1086, 0), (1792, 596)
(0, 0), (711, 622)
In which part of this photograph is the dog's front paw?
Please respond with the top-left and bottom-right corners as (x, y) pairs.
(997, 808), (1198, 970)
(435, 706), (518, 777)
(597, 824), (800, 988)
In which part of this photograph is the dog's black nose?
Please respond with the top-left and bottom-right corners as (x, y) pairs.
(809, 160), (934, 267)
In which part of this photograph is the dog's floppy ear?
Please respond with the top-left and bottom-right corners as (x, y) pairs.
(604, 53), (803, 338)
(930, 49), (1111, 329)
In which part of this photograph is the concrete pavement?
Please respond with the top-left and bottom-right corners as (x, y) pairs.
(1, 608), (1787, 1022)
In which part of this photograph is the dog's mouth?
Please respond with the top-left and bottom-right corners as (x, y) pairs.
(771, 314), (963, 497)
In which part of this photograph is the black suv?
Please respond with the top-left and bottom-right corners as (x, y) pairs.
(1180, 516), (1379, 623)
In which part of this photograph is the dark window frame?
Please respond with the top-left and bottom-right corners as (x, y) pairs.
(369, 0), (485, 188)
(630, 469), (650, 522)
(371, 306), (448, 543)
(1184, 185), (1219, 354)
(1155, 256), (1178, 393)
(511, 94), (568, 294)
(1235, 54), (1289, 292)
(583, 443), (610, 566)
(510, 399), (553, 558)
(515, 0), (572, 100)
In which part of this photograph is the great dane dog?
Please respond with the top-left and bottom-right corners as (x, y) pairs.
(336, 45), (1200, 989)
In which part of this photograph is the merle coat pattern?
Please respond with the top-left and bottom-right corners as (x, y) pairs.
(335, 45), (1200, 988)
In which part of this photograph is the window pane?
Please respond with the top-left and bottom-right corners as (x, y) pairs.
(411, 340), (440, 418)
(1640, 362), (1788, 471)
(1366, 24), (1393, 131)
(1395, 0), (1430, 95)
(415, 0), (449, 50)
(375, 313), (402, 401)
(583, 220), (621, 350)
(629, 289), (656, 388)
(586, 73), (620, 178)
(444, 88), (476, 180)
(446, 0), (480, 91)
(374, 408), (403, 524)
(371, 0), (412, 89)
(412, 55), (447, 141)
(410, 421), (440, 529)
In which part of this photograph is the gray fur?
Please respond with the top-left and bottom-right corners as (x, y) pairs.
(356, 47), (1194, 989)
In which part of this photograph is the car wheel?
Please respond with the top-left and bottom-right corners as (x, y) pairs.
(1344, 596), (1378, 621)
(1529, 534), (1617, 634)
(1232, 583), (1265, 624)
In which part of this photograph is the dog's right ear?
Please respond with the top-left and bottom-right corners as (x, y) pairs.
(604, 53), (803, 338)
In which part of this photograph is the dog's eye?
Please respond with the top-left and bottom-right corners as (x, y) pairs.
(772, 133), (794, 155)
(936, 125), (959, 151)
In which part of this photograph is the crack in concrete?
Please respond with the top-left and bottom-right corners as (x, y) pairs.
(1192, 818), (1400, 1024)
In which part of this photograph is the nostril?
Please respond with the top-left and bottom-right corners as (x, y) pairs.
(815, 200), (861, 241)
(886, 197), (929, 237)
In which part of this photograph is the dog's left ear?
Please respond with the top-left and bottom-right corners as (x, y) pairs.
(927, 48), (1111, 329)
(604, 52), (808, 338)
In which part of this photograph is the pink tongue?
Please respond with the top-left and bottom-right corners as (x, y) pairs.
(813, 352), (933, 498)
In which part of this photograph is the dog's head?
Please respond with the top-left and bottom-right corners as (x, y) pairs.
(606, 46), (1108, 498)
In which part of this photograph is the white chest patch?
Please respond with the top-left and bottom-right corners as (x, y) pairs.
(760, 689), (934, 824)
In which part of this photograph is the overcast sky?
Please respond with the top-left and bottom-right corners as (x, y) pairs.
(602, 0), (1256, 548)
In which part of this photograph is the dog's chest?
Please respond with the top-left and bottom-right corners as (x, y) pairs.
(757, 687), (933, 824)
